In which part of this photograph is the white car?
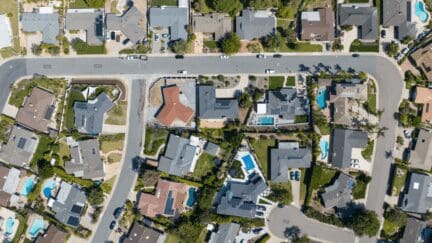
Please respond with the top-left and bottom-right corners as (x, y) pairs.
(265, 69), (275, 74)
(403, 130), (411, 139)
(257, 54), (266, 59)
(178, 70), (187, 74)
(401, 48), (409, 55)
(220, 55), (229, 59)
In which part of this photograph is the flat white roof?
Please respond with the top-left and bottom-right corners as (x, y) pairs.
(257, 103), (267, 114)
(0, 15), (12, 49)
(39, 6), (54, 14)
(301, 11), (320, 21)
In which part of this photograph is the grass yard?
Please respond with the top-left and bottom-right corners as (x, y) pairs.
(265, 42), (323, 52)
(69, 0), (106, 8)
(277, 18), (291, 28)
(192, 153), (216, 180)
(204, 40), (218, 49)
(57, 141), (71, 167)
(361, 140), (374, 161)
(165, 233), (181, 243)
(144, 126), (169, 156)
(65, 89), (86, 129)
(349, 41), (379, 52)
(351, 172), (371, 199)
(105, 100), (127, 125)
(12, 214), (27, 243)
(0, 0), (20, 57)
(269, 76), (285, 90)
(307, 164), (337, 203)
(300, 168), (307, 203)
(268, 182), (293, 205)
(364, 81), (377, 114)
(107, 153), (122, 163)
(99, 134), (125, 154)
(391, 165), (407, 196)
(250, 138), (276, 179)
(110, 0), (120, 14)
(71, 39), (106, 54)
(150, 0), (177, 6)
(0, 115), (14, 143)
(286, 76), (296, 86)
(101, 176), (117, 194)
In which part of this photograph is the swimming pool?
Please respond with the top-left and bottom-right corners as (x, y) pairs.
(319, 140), (329, 160)
(5, 217), (14, 236)
(186, 187), (196, 207)
(257, 116), (274, 125)
(316, 88), (327, 109)
(416, 1), (430, 23)
(28, 219), (45, 237)
(42, 179), (56, 198)
(20, 177), (35, 196)
(241, 154), (256, 171)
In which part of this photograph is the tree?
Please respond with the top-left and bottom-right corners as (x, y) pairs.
(87, 187), (104, 206)
(210, 0), (243, 16)
(384, 208), (407, 228)
(352, 209), (380, 237)
(358, 71), (368, 81)
(332, 38), (344, 51)
(386, 41), (399, 57)
(277, 6), (295, 19)
(32, 44), (42, 56)
(247, 0), (280, 9)
(262, 33), (285, 51)
(37, 159), (53, 178)
(171, 39), (188, 54)
(220, 33), (241, 55)
(239, 92), (252, 108)
(174, 221), (203, 242)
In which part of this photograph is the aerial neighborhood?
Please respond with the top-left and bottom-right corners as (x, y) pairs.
(0, 0), (431, 242)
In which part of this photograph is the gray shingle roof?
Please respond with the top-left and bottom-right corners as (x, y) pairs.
(330, 128), (368, 169)
(149, 7), (188, 40)
(270, 143), (312, 182)
(106, 6), (146, 44)
(21, 13), (59, 44)
(382, 0), (417, 40)
(409, 129), (432, 171)
(400, 172), (432, 214)
(158, 134), (198, 176)
(400, 218), (426, 243)
(65, 139), (105, 180)
(74, 92), (113, 135)
(235, 9), (276, 40)
(198, 86), (239, 120)
(0, 125), (38, 167)
(210, 223), (240, 243)
(52, 181), (87, 228)
(216, 173), (268, 218)
(338, 4), (378, 40)
(267, 88), (310, 121)
(321, 173), (355, 209)
(204, 142), (220, 156)
(65, 11), (104, 45)
(192, 13), (232, 40)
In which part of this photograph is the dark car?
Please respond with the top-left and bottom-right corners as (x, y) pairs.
(381, 30), (386, 38)
(295, 171), (300, 181)
(175, 55), (184, 59)
(122, 38), (130, 45)
(113, 207), (123, 219)
(352, 53), (360, 57)
(256, 211), (264, 217)
(109, 220), (116, 230)
(110, 32), (115, 40)
(273, 54), (282, 58)
(289, 171), (295, 180)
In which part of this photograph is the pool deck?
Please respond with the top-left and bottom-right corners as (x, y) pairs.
(234, 146), (266, 182)
(0, 207), (18, 241)
(26, 214), (47, 240)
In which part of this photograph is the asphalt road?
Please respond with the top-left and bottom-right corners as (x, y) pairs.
(0, 54), (403, 242)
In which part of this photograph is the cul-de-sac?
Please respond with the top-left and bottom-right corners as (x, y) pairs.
(0, 0), (431, 242)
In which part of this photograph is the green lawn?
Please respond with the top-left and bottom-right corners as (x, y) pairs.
(101, 176), (117, 194)
(165, 233), (181, 243)
(277, 18), (291, 28)
(364, 81), (377, 114)
(268, 182), (293, 205)
(71, 39), (106, 54)
(361, 140), (374, 161)
(391, 165), (408, 196)
(294, 115), (309, 123)
(58, 140), (71, 167)
(192, 153), (216, 180)
(265, 42), (322, 52)
(250, 138), (276, 179)
(144, 127), (169, 156)
(105, 100), (127, 125)
(0, 115), (14, 143)
(299, 168), (307, 203)
(286, 76), (296, 86)
(0, 0), (20, 58)
(30, 135), (55, 168)
(69, 0), (106, 8)
(349, 41), (379, 52)
(308, 165), (337, 203)
(351, 172), (371, 199)
(12, 214), (27, 243)
(65, 89), (86, 129)
(99, 134), (125, 153)
(269, 76), (285, 90)
(150, 0), (177, 6)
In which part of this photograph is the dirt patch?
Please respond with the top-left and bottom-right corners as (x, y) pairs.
(239, 40), (250, 53)
(71, 79), (127, 100)
(200, 119), (226, 128)
(149, 78), (165, 107)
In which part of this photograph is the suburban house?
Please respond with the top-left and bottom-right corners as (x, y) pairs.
(409, 129), (432, 170)
(35, 225), (68, 243)
(65, 9), (104, 45)
(338, 4), (378, 41)
(123, 223), (165, 243)
(414, 86), (432, 123)
(400, 172), (432, 214)
(156, 85), (194, 127)
(235, 9), (276, 40)
(270, 142), (312, 182)
(149, 5), (189, 41)
(0, 126), (38, 167)
(400, 218), (429, 243)
(21, 12), (59, 44)
(73, 92), (113, 135)
(330, 128), (368, 169)
(0, 166), (27, 207)
(411, 43), (432, 81)
(329, 82), (368, 126)
(49, 181), (87, 228)
(382, 0), (417, 41)
(321, 173), (356, 209)
(300, 7), (334, 41)
(106, 6), (146, 44)
(16, 87), (56, 134)
(137, 179), (189, 218)
(208, 223), (240, 243)
(216, 172), (268, 218)
(249, 88), (310, 126)
(65, 138), (105, 181)
(0, 15), (12, 48)
(197, 85), (239, 127)
(158, 134), (201, 177)
(192, 13), (232, 41)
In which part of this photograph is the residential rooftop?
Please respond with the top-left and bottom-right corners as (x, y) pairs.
(192, 13), (232, 40)
(106, 6), (146, 44)
(321, 173), (356, 209)
(412, 43), (432, 81)
(400, 172), (432, 214)
(236, 9), (276, 40)
(409, 129), (432, 171)
(149, 7), (188, 41)
(198, 85), (239, 120)
(414, 86), (432, 123)
(65, 138), (105, 180)
(74, 92), (113, 135)
(21, 12), (59, 44)
(156, 86), (194, 126)
(338, 3), (378, 40)
(65, 10), (104, 45)
(51, 181), (87, 228)
(0, 126), (38, 167)
(330, 128), (368, 169)
(35, 225), (68, 243)
(209, 223), (240, 243)
(123, 222), (164, 243)
(329, 82), (368, 126)
(266, 88), (310, 123)
(300, 7), (334, 41)
(382, 0), (417, 40)
(270, 142), (312, 182)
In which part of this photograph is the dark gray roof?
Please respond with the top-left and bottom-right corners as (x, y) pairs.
(52, 181), (87, 228)
(400, 218), (426, 243)
(400, 172), (432, 214)
(158, 134), (198, 176)
(270, 145), (312, 182)
(21, 13), (59, 44)
(321, 173), (355, 209)
(267, 88), (309, 121)
(198, 86), (239, 120)
(65, 11), (104, 45)
(338, 4), (378, 40)
(123, 223), (163, 243)
(106, 6), (146, 44)
(330, 128), (368, 169)
(382, 0), (417, 40)
(210, 223), (240, 243)
(149, 7), (188, 40)
(65, 139), (105, 180)
(216, 173), (268, 218)
(74, 92), (113, 135)
(235, 9), (276, 40)
(0, 125), (38, 167)
(204, 142), (220, 156)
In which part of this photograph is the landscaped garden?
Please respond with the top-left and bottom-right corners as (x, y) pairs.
(144, 126), (169, 156)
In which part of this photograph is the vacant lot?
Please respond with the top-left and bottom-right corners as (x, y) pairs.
(100, 134), (125, 154)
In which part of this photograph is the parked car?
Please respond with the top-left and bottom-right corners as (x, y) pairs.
(109, 220), (116, 230)
(403, 130), (411, 139)
(289, 171), (295, 180)
(122, 38), (130, 45)
(154, 34), (159, 41)
(110, 31), (115, 40)
(352, 53), (360, 57)
(401, 48), (409, 55)
(113, 207), (123, 219)
(126, 55), (139, 60)
(252, 228), (264, 234)
(255, 211), (264, 217)
(220, 55), (229, 59)
(115, 35), (120, 42)
(257, 205), (266, 211)
(139, 55), (148, 61)
(162, 33), (170, 38)
(381, 30), (386, 38)
(175, 55), (184, 59)
(178, 70), (187, 74)
(273, 54), (282, 58)
(325, 42), (331, 51)
(294, 171), (300, 181)
(265, 69), (275, 74)
(257, 54), (266, 59)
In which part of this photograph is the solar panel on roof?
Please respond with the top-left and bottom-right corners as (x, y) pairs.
(67, 216), (80, 227)
(44, 106), (55, 120)
(17, 138), (27, 149)
(164, 191), (175, 215)
(71, 204), (83, 214)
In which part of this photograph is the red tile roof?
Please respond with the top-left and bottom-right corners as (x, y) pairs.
(156, 86), (194, 126)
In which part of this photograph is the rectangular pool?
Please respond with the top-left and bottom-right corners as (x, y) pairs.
(257, 116), (274, 125)
(241, 154), (256, 171)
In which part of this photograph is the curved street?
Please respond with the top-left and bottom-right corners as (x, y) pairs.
(0, 54), (403, 243)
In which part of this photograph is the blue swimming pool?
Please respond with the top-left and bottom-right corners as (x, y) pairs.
(257, 116), (274, 125)
(20, 177), (35, 196)
(42, 180), (56, 198)
(416, 1), (429, 23)
(241, 154), (255, 171)
(28, 219), (45, 237)
(186, 187), (196, 207)
(316, 88), (327, 109)
(5, 217), (14, 236)
(320, 140), (329, 160)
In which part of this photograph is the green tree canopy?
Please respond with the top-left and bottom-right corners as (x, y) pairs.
(386, 41), (399, 57)
(277, 6), (296, 19)
(352, 209), (380, 237)
(171, 39), (188, 54)
(87, 187), (104, 206)
(262, 33), (286, 51)
(210, 0), (243, 16)
(221, 33), (241, 55)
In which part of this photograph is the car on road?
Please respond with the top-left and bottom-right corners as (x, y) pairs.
(403, 130), (411, 139)
(257, 54), (266, 59)
(273, 54), (282, 58)
(265, 69), (275, 74)
(381, 30), (386, 38)
(139, 55), (148, 61)
(289, 171), (295, 180)
(125, 55), (139, 60)
(178, 70), (187, 74)
(294, 171), (300, 181)
(325, 42), (331, 51)
(113, 207), (123, 219)
(175, 55), (184, 59)
(220, 55), (229, 59)
(109, 220), (116, 230)
(352, 53), (360, 57)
